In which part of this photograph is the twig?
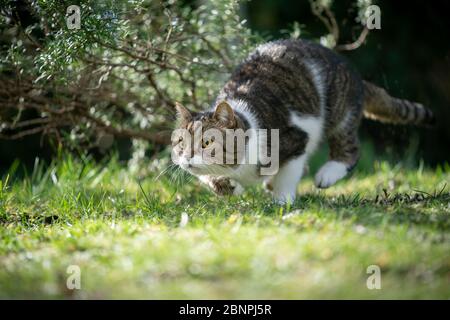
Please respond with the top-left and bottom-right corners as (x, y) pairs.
(335, 27), (370, 51)
(310, 0), (339, 45)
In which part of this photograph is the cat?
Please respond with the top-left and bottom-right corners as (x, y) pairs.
(171, 39), (434, 203)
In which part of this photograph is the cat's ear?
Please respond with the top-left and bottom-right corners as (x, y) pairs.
(175, 102), (192, 121)
(214, 101), (235, 125)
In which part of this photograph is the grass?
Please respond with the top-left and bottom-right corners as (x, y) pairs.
(0, 149), (449, 299)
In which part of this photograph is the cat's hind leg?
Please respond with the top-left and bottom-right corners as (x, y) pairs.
(271, 154), (307, 204)
(315, 126), (360, 188)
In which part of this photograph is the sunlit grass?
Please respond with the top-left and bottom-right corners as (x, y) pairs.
(0, 153), (449, 299)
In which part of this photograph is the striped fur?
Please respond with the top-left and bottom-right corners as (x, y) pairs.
(173, 39), (433, 202)
(363, 81), (435, 126)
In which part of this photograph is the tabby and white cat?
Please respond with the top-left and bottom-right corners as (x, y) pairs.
(172, 39), (434, 203)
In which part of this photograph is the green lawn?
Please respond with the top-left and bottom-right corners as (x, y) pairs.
(0, 153), (449, 299)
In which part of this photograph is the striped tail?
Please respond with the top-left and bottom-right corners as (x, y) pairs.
(363, 81), (435, 126)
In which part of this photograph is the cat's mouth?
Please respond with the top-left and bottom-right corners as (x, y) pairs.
(178, 158), (230, 175)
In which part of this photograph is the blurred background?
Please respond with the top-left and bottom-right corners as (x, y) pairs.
(1, 0), (449, 174)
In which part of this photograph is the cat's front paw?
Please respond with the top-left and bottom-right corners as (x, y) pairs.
(274, 194), (296, 205)
(210, 178), (243, 196)
(266, 178), (296, 204)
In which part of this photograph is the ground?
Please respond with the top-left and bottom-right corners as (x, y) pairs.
(0, 150), (449, 299)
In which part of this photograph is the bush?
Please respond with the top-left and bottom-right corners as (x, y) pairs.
(0, 0), (258, 164)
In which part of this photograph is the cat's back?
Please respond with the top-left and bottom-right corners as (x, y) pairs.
(218, 39), (343, 116)
(217, 38), (363, 129)
(251, 38), (338, 63)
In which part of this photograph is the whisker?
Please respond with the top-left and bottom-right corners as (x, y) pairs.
(154, 163), (176, 181)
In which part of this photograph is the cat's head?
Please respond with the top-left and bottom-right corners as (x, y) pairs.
(171, 101), (245, 176)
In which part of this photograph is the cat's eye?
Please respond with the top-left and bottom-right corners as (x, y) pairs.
(202, 137), (214, 148)
(178, 136), (183, 143)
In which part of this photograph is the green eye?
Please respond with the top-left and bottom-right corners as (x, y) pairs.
(202, 137), (214, 148)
